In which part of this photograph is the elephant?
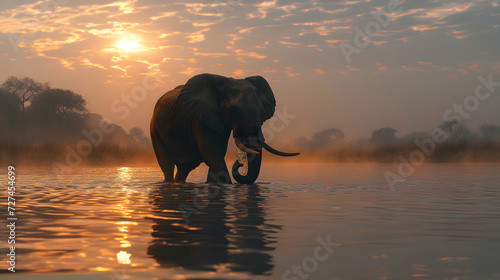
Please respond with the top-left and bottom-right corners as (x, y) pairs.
(150, 73), (299, 184)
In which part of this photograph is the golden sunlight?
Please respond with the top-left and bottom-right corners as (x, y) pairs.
(116, 251), (131, 265)
(115, 36), (142, 52)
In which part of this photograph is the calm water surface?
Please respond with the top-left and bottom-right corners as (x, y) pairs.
(1, 164), (500, 280)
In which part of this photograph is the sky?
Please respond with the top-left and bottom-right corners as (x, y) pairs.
(1, 0), (499, 144)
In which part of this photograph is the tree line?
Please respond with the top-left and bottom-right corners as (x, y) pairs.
(291, 121), (500, 162)
(0, 76), (151, 165)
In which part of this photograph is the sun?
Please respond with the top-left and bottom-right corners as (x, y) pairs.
(115, 36), (142, 52)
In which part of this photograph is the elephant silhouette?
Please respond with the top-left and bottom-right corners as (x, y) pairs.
(150, 73), (299, 184)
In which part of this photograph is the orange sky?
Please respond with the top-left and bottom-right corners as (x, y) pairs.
(1, 0), (500, 143)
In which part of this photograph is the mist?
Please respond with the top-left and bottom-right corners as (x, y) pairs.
(2, 76), (500, 166)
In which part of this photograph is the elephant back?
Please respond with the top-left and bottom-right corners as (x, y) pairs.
(153, 85), (184, 124)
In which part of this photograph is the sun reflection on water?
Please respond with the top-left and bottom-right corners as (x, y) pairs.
(117, 251), (131, 265)
(117, 167), (132, 181)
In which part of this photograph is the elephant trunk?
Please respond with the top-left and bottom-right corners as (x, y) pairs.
(232, 129), (300, 184)
(232, 137), (262, 184)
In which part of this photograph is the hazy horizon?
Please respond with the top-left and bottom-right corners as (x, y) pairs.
(1, 0), (499, 144)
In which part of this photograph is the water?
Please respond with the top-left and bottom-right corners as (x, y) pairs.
(1, 164), (500, 280)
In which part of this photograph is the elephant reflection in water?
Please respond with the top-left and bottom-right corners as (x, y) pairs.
(147, 183), (280, 275)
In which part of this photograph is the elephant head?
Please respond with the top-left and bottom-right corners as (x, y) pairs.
(177, 73), (299, 184)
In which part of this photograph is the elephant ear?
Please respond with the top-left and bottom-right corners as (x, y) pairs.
(177, 73), (229, 133)
(245, 76), (276, 122)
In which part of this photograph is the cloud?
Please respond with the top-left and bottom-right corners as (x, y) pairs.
(248, 0), (278, 19)
(313, 68), (326, 75)
(279, 41), (301, 47)
(285, 67), (301, 77)
(185, 28), (210, 43)
(231, 49), (267, 59)
(1, 0), (495, 82)
(193, 52), (230, 57)
(80, 58), (107, 70)
(178, 67), (202, 75)
(150, 11), (177, 21)
(232, 69), (245, 76)
(415, 2), (475, 20)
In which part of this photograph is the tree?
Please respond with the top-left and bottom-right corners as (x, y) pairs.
(27, 88), (88, 141)
(1, 77), (49, 141)
(480, 123), (500, 138)
(293, 127), (345, 149)
(129, 127), (150, 147)
(0, 89), (22, 135)
(309, 128), (345, 148)
(439, 120), (470, 142)
(29, 89), (87, 118)
(370, 127), (397, 144)
(1, 77), (49, 117)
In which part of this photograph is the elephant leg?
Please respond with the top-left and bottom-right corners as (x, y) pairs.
(206, 162), (231, 184)
(192, 124), (232, 184)
(206, 167), (221, 183)
(206, 168), (213, 183)
(151, 127), (174, 182)
(162, 162), (175, 183)
(174, 165), (193, 183)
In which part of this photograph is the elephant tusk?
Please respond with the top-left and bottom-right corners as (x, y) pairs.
(235, 138), (260, 155)
(261, 142), (300, 157)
